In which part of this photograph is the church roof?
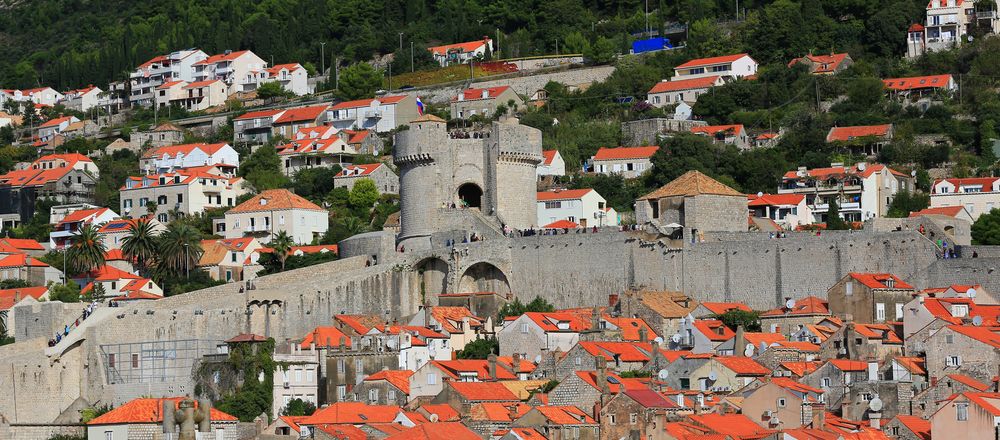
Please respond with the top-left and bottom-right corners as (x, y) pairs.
(639, 170), (742, 200)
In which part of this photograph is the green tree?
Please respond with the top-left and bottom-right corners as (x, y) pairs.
(270, 231), (295, 271)
(583, 36), (617, 65)
(972, 208), (1000, 245)
(886, 190), (930, 218)
(337, 63), (382, 100)
(713, 309), (762, 332)
(121, 219), (158, 275)
(563, 31), (590, 54)
(256, 81), (291, 102)
(156, 223), (202, 277)
(68, 224), (106, 275)
(456, 336), (499, 359)
(240, 144), (289, 191)
(80, 404), (114, 423)
(497, 295), (555, 320)
(825, 199), (850, 230)
(145, 201), (159, 217)
(0, 279), (32, 289)
(348, 178), (380, 211)
(48, 282), (81, 303)
(280, 398), (316, 416)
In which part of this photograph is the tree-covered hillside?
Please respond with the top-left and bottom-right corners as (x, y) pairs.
(0, 0), (927, 90)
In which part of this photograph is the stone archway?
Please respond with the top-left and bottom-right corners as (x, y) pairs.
(458, 262), (511, 295)
(415, 257), (450, 297)
(457, 183), (483, 209)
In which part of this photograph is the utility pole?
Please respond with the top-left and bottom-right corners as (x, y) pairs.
(399, 33), (403, 51)
(411, 41), (415, 72)
(388, 62), (392, 91)
(320, 42), (326, 78)
(335, 57), (341, 90)
(645, 0), (649, 35)
(496, 29), (500, 59)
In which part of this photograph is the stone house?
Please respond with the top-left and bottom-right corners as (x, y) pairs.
(600, 388), (677, 440)
(883, 414), (931, 440)
(408, 355), (533, 399)
(615, 290), (698, 339)
(429, 381), (520, 414)
(464, 402), (532, 437)
(902, 295), (997, 339)
(827, 272), (916, 324)
(338, 129), (384, 156)
(635, 170), (747, 238)
(546, 360), (647, 413)
(690, 124), (751, 150)
(759, 296), (831, 337)
(911, 373), (991, 418)
(272, 341), (321, 416)
(322, 335), (400, 405)
(406, 305), (493, 352)
(669, 318), (734, 354)
(130, 122), (184, 150)
(646, 76), (725, 107)
(690, 302), (753, 319)
(224, 189), (329, 245)
(197, 236), (265, 282)
(802, 359), (873, 410)
(438, 291), (509, 323)
(510, 406), (600, 440)
(349, 369), (412, 406)
(333, 163), (399, 195)
(817, 322), (903, 362)
(450, 86), (523, 120)
(740, 378), (825, 429)
(553, 341), (655, 380)
(86, 397), (240, 440)
(921, 324), (1000, 386)
(589, 146), (659, 179)
(930, 392), (1000, 440)
(498, 310), (593, 359)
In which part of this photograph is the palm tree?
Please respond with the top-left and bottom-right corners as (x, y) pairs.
(121, 219), (158, 275)
(68, 224), (106, 275)
(157, 223), (202, 277)
(270, 231), (295, 271)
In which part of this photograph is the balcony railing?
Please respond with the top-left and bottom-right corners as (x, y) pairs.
(364, 110), (382, 119)
(977, 11), (998, 19)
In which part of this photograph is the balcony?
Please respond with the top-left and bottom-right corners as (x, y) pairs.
(977, 10), (997, 19)
(364, 110), (382, 119)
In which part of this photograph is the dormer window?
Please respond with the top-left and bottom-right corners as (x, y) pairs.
(260, 198), (268, 206)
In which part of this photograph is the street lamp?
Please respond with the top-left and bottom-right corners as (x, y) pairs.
(399, 33), (404, 51)
(320, 42), (326, 78)
(184, 243), (189, 279)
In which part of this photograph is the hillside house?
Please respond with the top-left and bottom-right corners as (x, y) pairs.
(334, 163), (399, 194)
(537, 188), (618, 229)
(778, 162), (913, 222)
(224, 189), (328, 244)
(646, 76), (724, 107)
(930, 177), (1000, 220)
(537, 150), (566, 177)
(590, 146), (659, 179)
(673, 53), (758, 81)
(328, 96), (419, 133)
(826, 124), (894, 157)
(429, 38), (493, 66)
(450, 86), (523, 120)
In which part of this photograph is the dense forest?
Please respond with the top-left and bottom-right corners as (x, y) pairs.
(0, 0), (927, 90)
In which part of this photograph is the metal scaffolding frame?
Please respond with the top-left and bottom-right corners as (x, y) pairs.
(100, 339), (222, 384)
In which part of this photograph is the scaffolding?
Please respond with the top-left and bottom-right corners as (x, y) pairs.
(100, 339), (222, 384)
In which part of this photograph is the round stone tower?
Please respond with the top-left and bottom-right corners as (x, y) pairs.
(394, 114), (449, 248)
(487, 118), (543, 230)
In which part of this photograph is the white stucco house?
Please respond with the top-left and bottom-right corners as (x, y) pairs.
(537, 188), (619, 228)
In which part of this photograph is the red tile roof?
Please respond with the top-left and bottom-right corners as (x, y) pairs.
(592, 146), (660, 161)
(849, 273), (913, 290)
(747, 193), (805, 207)
(303, 402), (402, 425)
(699, 302), (752, 315)
(909, 206), (967, 218)
(826, 125), (892, 142)
(429, 39), (491, 56)
(883, 74), (953, 91)
(182, 80), (221, 89)
(541, 150), (558, 165)
(854, 323), (902, 343)
(143, 142), (229, 159)
(760, 296), (829, 316)
(469, 402), (531, 422)
(57, 207), (111, 227)
(783, 163), (906, 180)
(693, 319), (735, 341)
(234, 108), (285, 121)
(649, 76), (722, 94)
(542, 219), (579, 229)
(716, 356), (771, 376)
(947, 325), (1000, 349)
(676, 54), (753, 69)
(579, 341), (654, 363)
(365, 370), (413, 394)
(0, 238), (44, 251)
(431, 359), (521, 380)
(688, 413), (774, 439)
(75, 265), (140, 282)
(454, 86), (512, 101)
(384, 422), (482, 440)
(779, 361), (822, 377)
(534, 405), (597, 424)
(789, 53), (851, 73)
(266, 63), (304, 77)
(420, 403), (460, 421)
(300, 326), (351, 349)
(428, 306), (484, 333)
(335, 163), (384, 177)
(0, 286), (48, 310)
(274, 105), (329, 124)
(537, 188), (593, 201)
(88, 397), (237, 425)
(949, 392), (1000, 417)
(193, 50), (251, 65)
(446, 381), (519, 401)
(893, 415), (930, 440)
(691, 124), (745, 137)
(770, 376), (824, 394)
(522, 311), (593, 332)
(948, 374), (990, 391)
(602, 315), (657, 341)
(226, 333), (268, 343)
(229, 189), (324, 213)
(334, 314), (382, 335)
(39, 116), (74, 128)
(932, 177), (998, 193)
(340, 129), (372, 144)
(829, 359), (868, 372)
(575, 370), (647, 393)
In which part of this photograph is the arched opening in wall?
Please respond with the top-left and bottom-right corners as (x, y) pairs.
(458, 262), (511, 296)
(415, 257), (450, 298)
(944, 225), (955, 238)
(457, 183), (483, 209)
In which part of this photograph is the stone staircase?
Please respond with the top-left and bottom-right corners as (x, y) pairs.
(45, 305), (117, 357)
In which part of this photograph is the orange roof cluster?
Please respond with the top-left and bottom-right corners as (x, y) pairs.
(427, 306), (484, 334)
(687, 413), (774, 439)
(849, 273), (914, 290)
(522, 311), (593, 332)
(715, 356), (771, 376)
(384, 422), (481, 440)
(761, 296), (829, 316)
(769, 376), (823, 394)
(747, 193), (805, 207)
(693, 319), (735, 342)
(601, 315), (657, 341)
(779, 361), (822, 377)
(88, 397), (237, 425)
(276, 137), (346, 156)
(592, 146), (660, 161)
(0, 238), (45, 252)
(365, 370), (414, 394)
(789, 53), (851, 73)
(335, 163), (384, 177)
(302, 402), (402, 425)
(649, 76), (722, 94)
(447, 381), (520, 401)
(468, 402), (531, 422)
(0, 154), (95, 189)
(579, 341), (655, 363)
(782, 162), (907, 180)
(690, 124), (744, 137)
(300, 326), (351, 349)
(947, 325), (1000, 349)
(883, 74), (953, 91)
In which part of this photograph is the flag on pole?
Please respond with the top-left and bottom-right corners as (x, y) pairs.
(416, 97), (425, 115)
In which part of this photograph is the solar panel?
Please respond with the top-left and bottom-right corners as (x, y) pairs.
(607, 376), (621, 384)
(105, 221), (128, 229)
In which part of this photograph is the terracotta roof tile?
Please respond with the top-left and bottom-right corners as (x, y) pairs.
(649, 76), (722, 94)
(384, 422), (482, 440)
(446, 381), (519, 401)
(640, 170), (742, 200)
(228, 189), (324, 214)
(365, 370), (413, 394)
(826, 125), (892, 142)
(88, 397), (237, 425)
(592, 146), (659, 161)
(676, 54), (753, 69)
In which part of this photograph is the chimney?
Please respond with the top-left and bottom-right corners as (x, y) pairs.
(608, 293), (619, 308)
(512, 352), (521, 368)
(597, 356), (610, 395)
(339, 336), (347, 352)
(735, 325), (746, 357)
(638, 326), (648, 343)
(14, 290), (20, 303)
(488, 354), (497, 381)
(591, 307), (601, 331)
(869, 410), (882, 430)
(423, 303), (431, 327)
(811, 403), (826, 428)
(457, 92), (464, 101)
(508, 404), (519, 421)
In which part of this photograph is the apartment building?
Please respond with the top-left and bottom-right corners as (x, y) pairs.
(140, 143), (240, 174)
(673, 53), (758, 81)
(128, 49), (208, 107)
(778, 163), (913, 222)
(265, 64), (311, 96)
(223, 189), (329, 244)
(930, 177), (1000, 220)
(119, 167), (248, 221)
(906, 0), (1000, 58)
(537, 188), (619, 228)
(192, 50), (268, 95)
(328, 95), (420, 133)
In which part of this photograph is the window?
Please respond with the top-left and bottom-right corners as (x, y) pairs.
(369, 389), (379, 402)
(427, 373), (437, 385)
(158, 195), (167, 205)
(544, 201), (562, 209)
(177, 194), (183, 203)
(946, 355), (962, 367)
(108, 353), (115, 368)
(860, 393), (873, 402)
(896, 303), (904, 320)
(338, 359), (345, 373)
(957, 402), (968, 421)
(139, 198), (148, 207)
(875, 303), (885, 321)
(280, 215), (285, 225)
(629, 413), (637, 424)
(608, 414), (616, 425)
(131, 353), (139, 368)
(845, 283), (853, 296)
(945, 334), (954, 344)
(337, 385), (346, 400)
(295, 369), (302, 382)
(520, 323), (529, 333)
(575, 356), (581, 366)
(105, 431), (113, 440)
(356, 359), (363, 374)
(231, 252), (237, 263)
(388, 390), (396, 400)
(777, 398), (786, 408)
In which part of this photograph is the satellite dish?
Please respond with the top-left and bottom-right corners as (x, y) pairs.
(534, 354), (542, 364)
(428, 413), (440, 422)
(857, 163), (866, 171)
(708, 371), (718, 381)
(756, 191), (764, 198)
(769, 416), (781, 426)
(744, 343), (754, 357)
(671, 334), (682, 343)
(973, 315), (984, 327)
(911, 170), (917, 177)
(785, 299), (796, 310)
(968, 288), (977, 299)
(869, 396), (883, 412)
(653, 336), (664, 344)
(658, 369), (670, 380)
